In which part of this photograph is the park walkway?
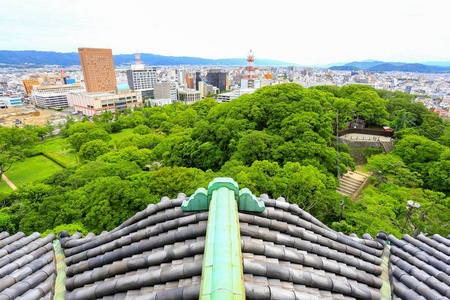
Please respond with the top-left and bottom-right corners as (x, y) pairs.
(1, 174), (17, 190)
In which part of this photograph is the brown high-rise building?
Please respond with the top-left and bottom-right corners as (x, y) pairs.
(185, 73), (195, 89)
(22, 79), (40, 96)
(78, 48), (117, 93)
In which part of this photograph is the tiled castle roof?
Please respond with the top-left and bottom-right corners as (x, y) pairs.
(0, 178), (448, 299)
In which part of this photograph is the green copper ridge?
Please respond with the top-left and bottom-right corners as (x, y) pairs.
(183, 178), (266, 300)
(53, 239), (67, 300)
(239, 188), (265, 212)
(181, 177), (265, 212)
(200, 184), (244, 299)
(181, 188), (208, 211)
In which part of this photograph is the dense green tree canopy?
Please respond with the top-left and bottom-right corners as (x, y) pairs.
(367, 154), (422, 187)
(66, 122), (111, 152)
(393, 134), (445, 168)
(79, 140), (112, 162)
(385, 98), (430, 126)
(133, 124), (152, 135)
(350, 91), (388, 125)
(1, 83), (448, 239)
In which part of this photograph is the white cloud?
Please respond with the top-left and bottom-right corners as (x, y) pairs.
(0, 0), (449, 65)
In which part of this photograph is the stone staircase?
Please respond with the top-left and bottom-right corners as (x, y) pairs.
(337, 171), (370, 200)
(380, 140), (394, 154)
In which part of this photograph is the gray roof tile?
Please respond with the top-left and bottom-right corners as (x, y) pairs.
(0, 233), (56, 300)
(389, 233), (450, 300)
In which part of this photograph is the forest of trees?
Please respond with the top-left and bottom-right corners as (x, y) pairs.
(0, 83), (449, 238)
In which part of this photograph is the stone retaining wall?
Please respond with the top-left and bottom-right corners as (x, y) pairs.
(337, 138), (384, 164)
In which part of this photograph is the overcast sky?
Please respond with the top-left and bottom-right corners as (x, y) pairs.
(1, 0), (449, 65)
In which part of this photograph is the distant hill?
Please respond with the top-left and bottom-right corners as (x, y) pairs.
(0, 50), (298, 67)
(0, 51), (80, 65)
(420, 61), (450, 67)
(329, 65), (362, 71)
(328, 59), (450, 73)
(367, 63), (449, 73)
(342, 60), (386, 69)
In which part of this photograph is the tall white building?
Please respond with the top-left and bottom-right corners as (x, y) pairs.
(126, 67), (157, 90)
(177, 69), (186, 85)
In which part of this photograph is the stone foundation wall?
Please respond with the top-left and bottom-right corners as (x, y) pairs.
(337, 138), (384, 165)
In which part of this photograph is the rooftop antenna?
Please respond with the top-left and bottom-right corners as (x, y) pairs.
(244, 49), (255, 79)
(135, 51), (142, 64)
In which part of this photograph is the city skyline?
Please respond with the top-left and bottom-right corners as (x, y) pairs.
(1, 0), (449, 65)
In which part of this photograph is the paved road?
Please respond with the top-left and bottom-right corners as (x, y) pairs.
(1, 174), (17, 190)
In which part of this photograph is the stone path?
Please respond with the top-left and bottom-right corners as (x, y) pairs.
(1, 174), (17, 190)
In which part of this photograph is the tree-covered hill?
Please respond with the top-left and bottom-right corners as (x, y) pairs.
(0, 84), (448, 239)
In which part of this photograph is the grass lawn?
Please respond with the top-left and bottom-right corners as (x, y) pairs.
(110, 128), (135, 142)
(0, 180), (12, 193)
(34, 138), (79, 167)
(0, 155), (63, 193)
(355, 164), (370, 174)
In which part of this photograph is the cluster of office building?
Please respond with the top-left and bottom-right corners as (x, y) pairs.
(4, 49), (450, 120)
(1, 47), (283, 116)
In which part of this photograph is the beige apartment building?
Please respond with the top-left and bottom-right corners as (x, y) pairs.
(178, 89), (201, 104)
(68, 85), (142, 117)
(78, 48), (117, 93)
(198, 81), (215, 98)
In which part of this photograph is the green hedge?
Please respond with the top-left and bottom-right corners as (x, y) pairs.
(26, 151), (68, 169)
(39, 152), (68, 169)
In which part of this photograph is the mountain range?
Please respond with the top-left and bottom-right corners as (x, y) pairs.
(0, 50), (298, 67)
(1, 51), (450, 73)
(328, 59), (450, 73)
